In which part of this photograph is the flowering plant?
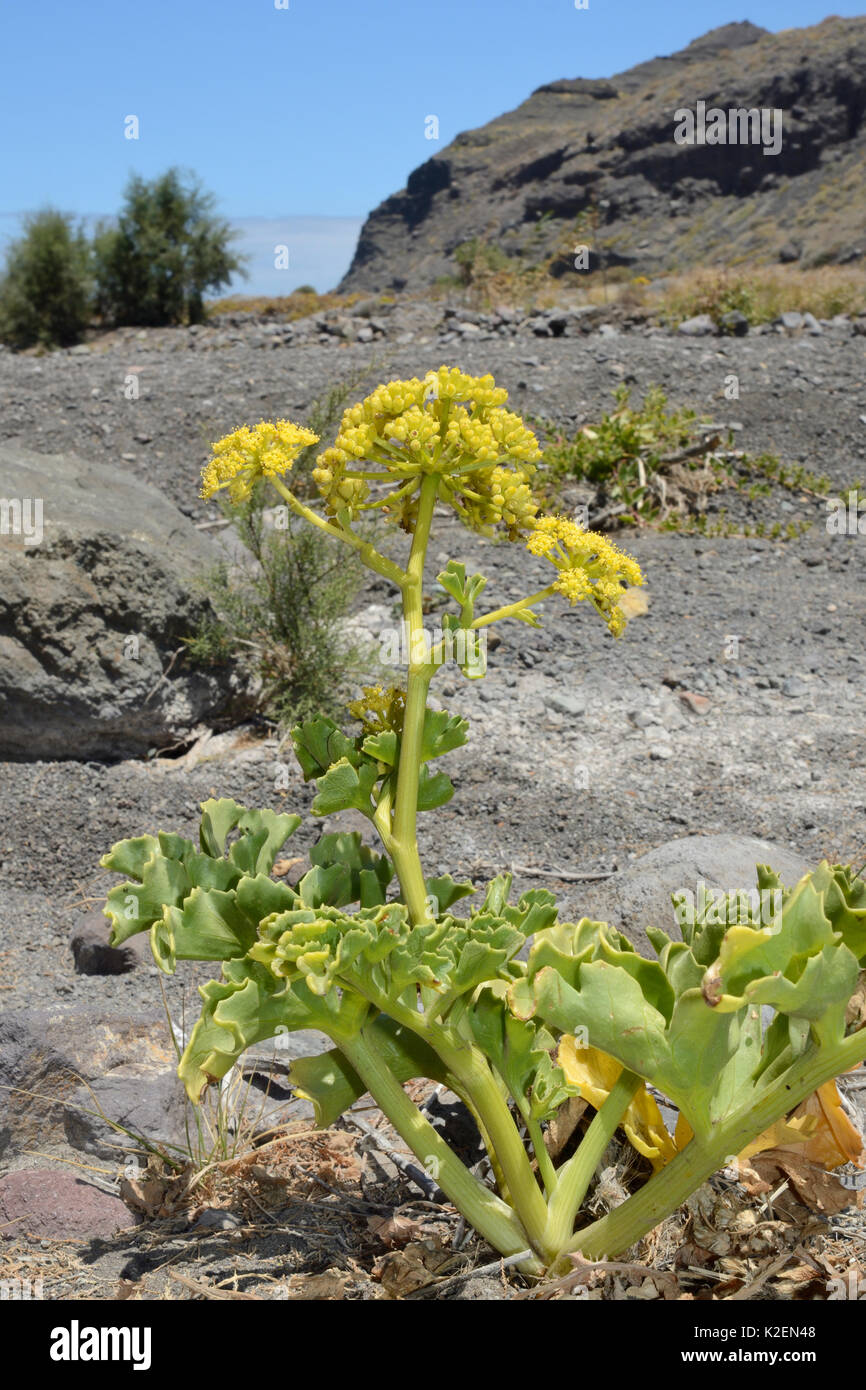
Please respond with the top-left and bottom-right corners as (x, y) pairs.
(102, 368), (866, 1277)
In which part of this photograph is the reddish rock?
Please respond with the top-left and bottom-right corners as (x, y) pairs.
(678, 691), (711, 715)
(0, 1169), (139, 1241)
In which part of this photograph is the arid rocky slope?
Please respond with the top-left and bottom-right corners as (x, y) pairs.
(340, 17), (866, 293)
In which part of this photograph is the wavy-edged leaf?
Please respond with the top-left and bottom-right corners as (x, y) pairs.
(105, 853), (189, 944)
(311, 756), (380, 816)
(416, 764), (454, 811)
(424, 874), (476, 914)
(178, 958), (370, 1102)
(421, 709), (469, 761)
(100, 834), (160, 881)
(199, 798), (247, 857)
(151, 886), (258, 972)
(292, 716), (359, 781)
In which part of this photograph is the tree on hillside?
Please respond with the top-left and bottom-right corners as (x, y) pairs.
(93, 168), (246, 326)
(0, 210), (93, 349)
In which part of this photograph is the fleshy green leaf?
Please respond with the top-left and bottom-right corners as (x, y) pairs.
(424, 874), (476, 914)
(100, 834), (160, 881)
(292, 717), (359, 782)
(311, 757), (381, 816)
(416, 764), (454, 811)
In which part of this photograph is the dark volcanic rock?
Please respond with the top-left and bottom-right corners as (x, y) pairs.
(0, 445), (248, 760)
(340, 18), (866, 293)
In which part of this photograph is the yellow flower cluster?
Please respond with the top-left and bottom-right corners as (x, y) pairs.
(313, 366), (542, 536)
(527, 515), (644, 635)
(346, 684), (406, 737)
(201, 420), (319, 503)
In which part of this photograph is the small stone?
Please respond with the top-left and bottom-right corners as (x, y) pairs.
(677, 691), (711, 715)
(778, 311), (805, 331)
(650, 744), (674, 760)
(545, 691), (586, 717)
(628, 709), (659, 728)
(677, 314), (716, 337)
(189, 1208), (241, 1232)
(68, 343), (90, 355)
(781, 676), (809, 697)
(719, 310), (749, 336)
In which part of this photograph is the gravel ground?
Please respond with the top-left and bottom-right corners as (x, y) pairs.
(2, 316), (866, 1012)
(2, 309), (865, 1298)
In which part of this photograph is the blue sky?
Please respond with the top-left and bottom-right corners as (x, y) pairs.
(0, 0), (861, 293)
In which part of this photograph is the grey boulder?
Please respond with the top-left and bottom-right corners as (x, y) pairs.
(576, 833), (813, 950)
(0, 445), (247, 760)
(0, 1007), (185, 1163)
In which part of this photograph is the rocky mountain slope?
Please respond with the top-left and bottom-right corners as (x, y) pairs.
(340, 17), (866, 293)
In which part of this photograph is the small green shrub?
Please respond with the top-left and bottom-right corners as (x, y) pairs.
(94, 168), (246, 327)
(542, 385), (698, 486)
(186, 506), (369, 729)
(540, 387), (849, 538)
(0, 209), (92, 348)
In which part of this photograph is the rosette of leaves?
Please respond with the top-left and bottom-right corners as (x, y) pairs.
(101, 802), (866, 1271)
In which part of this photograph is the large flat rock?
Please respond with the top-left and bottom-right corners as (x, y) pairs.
(0, 445), (246, 758)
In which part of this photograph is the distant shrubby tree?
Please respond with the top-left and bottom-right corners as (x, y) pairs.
(93, 168), (246, 326)
(0, 210), (93, 348)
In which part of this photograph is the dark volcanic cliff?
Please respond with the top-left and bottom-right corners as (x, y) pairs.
(340, 18), (866, 293)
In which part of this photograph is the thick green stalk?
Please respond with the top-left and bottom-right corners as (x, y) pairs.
(544, 1069), (642, 1259)
(569, 1029), (866, 1263)
(390, 473), (439, 925)
(349, 983), (551, 1256)
(338, 1025), (539, 1267)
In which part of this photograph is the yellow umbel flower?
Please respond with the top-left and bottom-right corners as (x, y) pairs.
(527, 515), (644, 635)
(314, 366), (542, 535)
(201, 420), (319, 503)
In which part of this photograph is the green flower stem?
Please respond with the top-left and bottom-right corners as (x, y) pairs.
(389, 473), (439, 926)
(338, 1025), (540, 1268)
(269, 477), (407, 589)
(568, 1028), (866, 1264)
(544, 1069), (643, 1261)
(472, 586), (557, 629)
(352, 983), (551, 1257)
(528, 1117), (558, 1200)
(408, 1017), (551, 1256)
